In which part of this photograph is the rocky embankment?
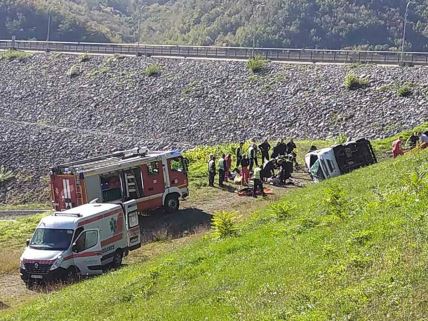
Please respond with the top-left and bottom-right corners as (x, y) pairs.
(0, 53), (427, 202)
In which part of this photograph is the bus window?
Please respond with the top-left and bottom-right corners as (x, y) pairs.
(326, 159), (335, 173)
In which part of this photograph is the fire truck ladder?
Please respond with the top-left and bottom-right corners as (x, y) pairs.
(125, 173), (137, 197)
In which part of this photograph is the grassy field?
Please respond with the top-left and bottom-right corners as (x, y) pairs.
(0, 204), (50, 211)
(184, 122), (428, 188)
(0, 214), (48, 275)
(2, 142), (428, 320)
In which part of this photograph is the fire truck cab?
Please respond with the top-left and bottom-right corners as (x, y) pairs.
(50, 147), (189, 213)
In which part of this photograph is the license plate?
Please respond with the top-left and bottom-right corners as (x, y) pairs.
(30, 274), (43, 279)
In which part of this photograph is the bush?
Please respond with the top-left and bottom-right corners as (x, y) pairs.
(67, 65), (81, 78)
(323, 185), (348, 218)
(270, 202), (295, 221)
(0, 49), (31, 62)
(0, 166), (14, 184)
(144, 64), (161, 76)
(211, 211), (238, 238)
(344, 74), (368, 90)
(334, 133), (348, 144)
(79, 53), (90, 62)
(247, 55), (268, 73)
(397, 85), (412, 97)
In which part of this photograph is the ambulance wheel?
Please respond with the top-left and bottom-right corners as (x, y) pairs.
(64, 267), (78, 283)
(25, 280), (35, 289)
(112, 250), (123, 268)
(164, 194), (179, 213)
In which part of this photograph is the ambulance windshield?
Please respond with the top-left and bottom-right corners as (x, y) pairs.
(30, 228), (74, 251)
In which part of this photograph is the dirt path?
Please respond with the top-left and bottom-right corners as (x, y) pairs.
(0, 274), (37, 310)
(0, 171), (311, 310)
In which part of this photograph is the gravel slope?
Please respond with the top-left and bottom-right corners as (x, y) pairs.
(0, 53), (427, 201)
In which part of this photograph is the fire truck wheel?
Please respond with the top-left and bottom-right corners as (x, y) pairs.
(164, 194), (180, 213)
(112, 250), (123, 268)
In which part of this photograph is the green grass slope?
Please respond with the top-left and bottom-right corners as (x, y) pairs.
(3, 147), (428, 320)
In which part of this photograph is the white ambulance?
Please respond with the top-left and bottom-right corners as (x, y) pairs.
(20, 201), (140, 286)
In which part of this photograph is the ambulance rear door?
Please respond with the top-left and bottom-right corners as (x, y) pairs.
(123, 200), (141, 251)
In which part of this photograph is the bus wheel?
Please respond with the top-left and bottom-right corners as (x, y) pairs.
(112, 250), (123, 268)
(164, 194), (179, 213)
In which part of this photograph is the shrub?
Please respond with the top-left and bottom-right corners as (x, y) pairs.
(247, 55), (268, 73)
(344, 73), (368, 90)
(323, 185), (348, 218)
(144, 64), (161, 76)
(351, 230), (373, 246)
(79, 53), (90, 62)
(211, 211), (238, 238)
(270, 202), (295, 221)
(397, 85), (412, 97)
(67, 65), (81, 78)
(0, 166), (14, 184)
(0, 49), (31, 62)
(334, 133), (348, 144)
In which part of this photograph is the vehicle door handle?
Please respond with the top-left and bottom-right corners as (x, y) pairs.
(148, 187), (154, 191)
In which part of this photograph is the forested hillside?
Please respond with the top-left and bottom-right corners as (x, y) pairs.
(0, 0), (133, 42)
(1, 0), (428, 50)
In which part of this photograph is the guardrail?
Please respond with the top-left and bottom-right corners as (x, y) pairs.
(1, 39), (428, 65)
(0, 209), (50, 218)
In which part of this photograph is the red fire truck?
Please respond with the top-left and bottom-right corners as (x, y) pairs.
(50, 147), (189, 213)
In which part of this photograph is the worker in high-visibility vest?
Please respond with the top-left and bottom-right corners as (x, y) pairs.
(248, 143), (258, 171)
(218, 154), (226, 187)
(208, 154), (216, 187)
(252, 165), (266, 197)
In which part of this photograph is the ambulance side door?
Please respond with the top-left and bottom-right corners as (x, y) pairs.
(72, 229), (103, 275)
(123, 200), (141, 251)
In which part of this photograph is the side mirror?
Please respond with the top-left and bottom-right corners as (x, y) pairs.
(72, 242), (78, 253)
(26, 239), (30, 246)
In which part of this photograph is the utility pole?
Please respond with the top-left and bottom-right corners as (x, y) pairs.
(135, 0), (143, 56)
(46, 13), (51, 42)
(401, 1), (413, 63)
(251, 1), (265, 57)
(46, 0), (51, 42)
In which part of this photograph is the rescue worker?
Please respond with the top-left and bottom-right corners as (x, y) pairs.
(208, 155), (216, 187)
(286, 138), (299, 169)
(286, 139), (296, 154)
(241, 154), (250, 185)
(271, 139), (287, 158)
(392, 136), (404, 158)
(248, 143), (258, 171)
(258, 139), (271, 163)
(236, 142), (244, 168)
(224, 154), (232, 181)
(277, 157), (292, 184)
(308, 145), (318, 153)
(253, 165), (266, 198)
(406, 132), (419, 149)
(261, 159), (276, 180)
(218, 154), (226, 187)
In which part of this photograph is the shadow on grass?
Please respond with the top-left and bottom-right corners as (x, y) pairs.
(0, 301), (9, 310)
(140, 208), (213, 244)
